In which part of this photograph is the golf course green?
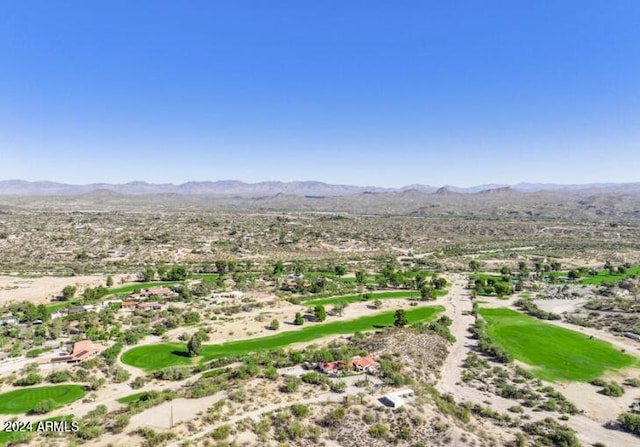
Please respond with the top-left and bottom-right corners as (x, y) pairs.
(0, 385), (86, 414)
(121, 305), (444, 371)
(479, 307), (638, 382)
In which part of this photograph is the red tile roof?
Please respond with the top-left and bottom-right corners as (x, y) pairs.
(350, 356), (379, 369)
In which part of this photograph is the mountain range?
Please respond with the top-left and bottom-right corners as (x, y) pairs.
(1, 179), (639, 197)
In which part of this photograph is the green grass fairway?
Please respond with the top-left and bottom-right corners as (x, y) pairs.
(0, 385), (85, 414)
(120, 343), (196, 371)
(117, 392), (148, 404)
(580, 267), (640, 285)
(106, 281), (182, 296)
(122, 305), (444, 371)
(479, 308), (638, 382)
(305, 290), (420, 306)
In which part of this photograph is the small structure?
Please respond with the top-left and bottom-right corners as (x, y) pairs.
(624, 332), (640, 341)
(66, 306), (87, 315)
(0, 315), (19, 326)
(121, 301), (137, 309)
(380, 389), (415, 408)
(211, 291), (244, 300)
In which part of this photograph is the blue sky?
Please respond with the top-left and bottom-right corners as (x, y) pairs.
(1, 1), (639, 187)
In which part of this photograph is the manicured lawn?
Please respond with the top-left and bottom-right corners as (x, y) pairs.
(117, 392), (148, 404)
(121, 343), (196, 371)
(45, 301), (74, 313)
(580, 267), (640, 285)
(122, 305), (444, 371)
(0, 385), (86, 414)
(0, 429), (31, 445)
(304, 290), (421, 306)
(0, 414), (74, 445)
(478, 308), (638, 382)
(106, 281), (181, 296)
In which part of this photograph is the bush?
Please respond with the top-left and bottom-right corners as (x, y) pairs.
(211, 424), (231, 440)
(130, 376), (146, 389)
(322, 406), (346, 427)
(102, 342), (123, 365)
(14, 373), (42, 386)
(153, 367), (192, 381)
(369, 423), (389, 438)
(30, 399), (56, 414)
(330, 380), (347, 393)
(290, 404), (310, 418)
(618, 412), (640, 435)
(522, 417), (580, 446)
(599, 381), (624, 397)
(47, 370), (71, 383)
(111, 367), (131, 383)
(280, 376), (301, 393)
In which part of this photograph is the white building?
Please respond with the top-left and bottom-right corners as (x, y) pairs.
(381, 389), (415, 408)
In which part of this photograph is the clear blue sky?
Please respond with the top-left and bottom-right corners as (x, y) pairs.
(1, 1), (639, 187)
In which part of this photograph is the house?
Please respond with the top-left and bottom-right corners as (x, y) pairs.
(318, 361), (345, 376)
(211, 291), (244, 300)
(144, 287), (174, 296)
(380, 389), (415, 408)
(66, 306), (87, 315)
(349, 356), (379, 373)
(81, 304), (102, 313)
(121, 301), (137, 309)
(129, 287), (175, 300)
(46, 340), (103, 364)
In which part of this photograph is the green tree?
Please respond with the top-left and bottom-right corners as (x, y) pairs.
(314, 305), (327, 322)
(268, 319), (280, 330)
(62, 285), (77, 301)
(166, 265), (187, 281)
(106, 276), (114, 287)
(494, 282), (512, 296)
(420, 287), (435, 301)
(414, 273), (427, 290)
(334, 265), (347, 277)
(273, 260), (285, 275)
(294, 312), (304, 326)
(431, 277), (447, 289)
(469, 260), (481, 272)
(142, 267), (155, 282)
(332, 302), (347, 316)
(187, 333), (202, 357)
(394, 309), (408, 327)
(355, 270), (366, 285)
(215, 260), (227, 273)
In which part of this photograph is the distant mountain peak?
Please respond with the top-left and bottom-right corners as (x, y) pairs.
(0, 179), (639, 197)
